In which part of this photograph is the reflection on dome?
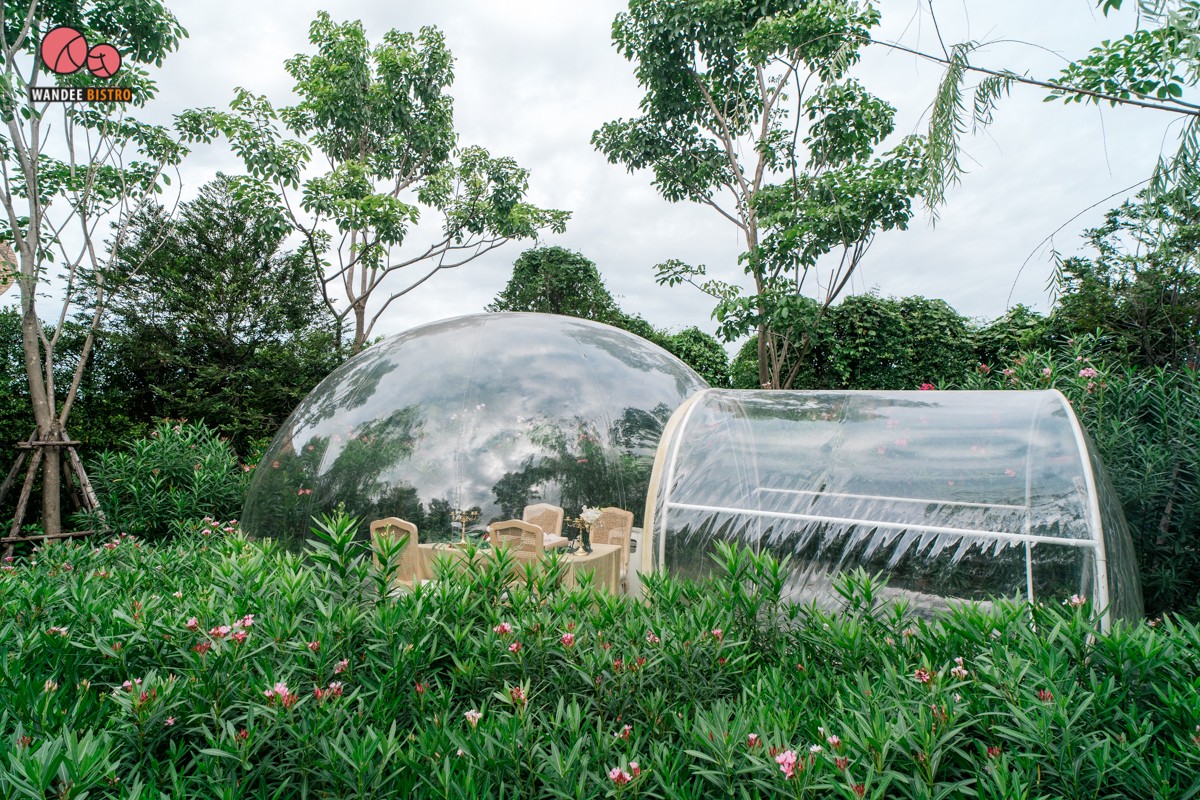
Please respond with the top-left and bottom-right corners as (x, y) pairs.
(242, 313), (708, 546)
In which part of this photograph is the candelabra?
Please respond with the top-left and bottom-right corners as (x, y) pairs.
(565, 515), (592, 553)
(450, 507), (480, 545)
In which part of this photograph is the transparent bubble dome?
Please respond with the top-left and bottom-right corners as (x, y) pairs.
(242, 313), (708, 547)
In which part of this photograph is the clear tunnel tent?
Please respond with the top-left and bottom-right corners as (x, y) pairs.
(642, 389), (1143, 626)
(241, 313), (708, 547)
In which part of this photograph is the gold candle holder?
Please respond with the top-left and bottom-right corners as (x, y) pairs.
(450, 508), (479, 544)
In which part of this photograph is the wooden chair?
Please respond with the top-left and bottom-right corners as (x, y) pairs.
(369, 517), (421, 587)
(486, 519), (545, 568)
(590, 507), (634, 586)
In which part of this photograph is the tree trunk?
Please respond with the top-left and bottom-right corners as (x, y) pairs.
(19, 272), (63, 536)
(40, 424), (61, 535)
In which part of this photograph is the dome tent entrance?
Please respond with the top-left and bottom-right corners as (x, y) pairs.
(642, 389), (1142, 626)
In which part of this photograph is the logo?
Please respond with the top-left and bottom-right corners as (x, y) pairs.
(31, 26), (130, 103)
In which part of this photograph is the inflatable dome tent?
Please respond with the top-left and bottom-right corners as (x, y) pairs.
(642, 389), (1143, 627)
(241, 313), (708, 546)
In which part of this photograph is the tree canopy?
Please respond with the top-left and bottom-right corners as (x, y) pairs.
(99, 175), (340, 451)
(184, 12), (570, 355)
(594, 0), (925, 389)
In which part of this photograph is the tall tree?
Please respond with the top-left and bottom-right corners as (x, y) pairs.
(593, 0), (925, 389)
(100, 175), (341, 451)
(1, 2), (189, 536)
(1049, 185), (1200, 368)
(187, 12), (570, 355)
(486, 246), (622, 320)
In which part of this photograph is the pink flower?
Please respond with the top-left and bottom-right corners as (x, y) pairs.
(1079, 367), (1098, 378)
(209, 625), (230, 639)
(987, 745), (1001, 758)
(415, 682), (427, 695)
(231, 630), (248, 645)
(1038, 688), (1054, 702)
(335, 658), (349, 674)
(950, 657), (969, 680)
(645, 630), (661, 645)
(629, 761), (641, 778)
(560, 633), (576, 647)
(914, 667), (932, 685)
(307, 641), (321, 653)
(835, 756), (849, 770)
(265, 681), (298, 708)
(464, 709), (482, 727)
(1067, 594), (1087, 608)
(919, 383), (935, 391)
(853, 784), (866, 798)
(710, 628), (723, 641)
(615, 724), (633, 740)
(775, 750), (798, 779)
(326, 681), (343, 698)
(121, 680), (134, 691)
(608, 767), (632, 785)
(508, 641), (522, 654)
(193, 641), (212, 656)
(747, 733), (760, 748)
(165, 717), (176, 726)
(827, 734), (842, 749)
(236, 614), (254, 628)
(1042, 367), (1053, 377)
(46, 626), (69, 637)
(492, 622), (513, 636)
(509, 685), (526, 705)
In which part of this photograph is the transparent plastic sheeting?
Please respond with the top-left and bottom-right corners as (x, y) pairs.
(643, 390), (1143, 625)
(242, 313), (708, 547)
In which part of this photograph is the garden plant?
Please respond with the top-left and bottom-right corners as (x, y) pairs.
(0, 516), (1197, 798)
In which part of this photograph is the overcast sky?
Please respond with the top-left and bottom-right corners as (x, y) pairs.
(7, 1), (1176, 345)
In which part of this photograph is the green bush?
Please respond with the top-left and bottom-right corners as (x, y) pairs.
(956, 335), (1200, 617)
(1, 524), (1197, 798)
(80, 420), (249, 540)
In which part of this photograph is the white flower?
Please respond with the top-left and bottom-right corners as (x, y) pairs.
(580, 506), (603, 526)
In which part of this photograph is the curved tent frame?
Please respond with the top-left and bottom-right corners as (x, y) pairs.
(641, 389), (1142, 628)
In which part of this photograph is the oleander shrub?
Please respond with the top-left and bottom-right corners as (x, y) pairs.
(1, 519), (1198, 799)
(80, 420), (249, 541)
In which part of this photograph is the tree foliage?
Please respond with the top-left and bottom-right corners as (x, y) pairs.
(98, 175), (341, 452)
(922, 0), (1200, 208)
(486, 246), (621, 320)
(1049, 185), (1200, 368)
(730, 293), (973, 390)
(183, 12), (569, 354)
(487, 245), (730, 386)
(594, 0), (925, 389)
